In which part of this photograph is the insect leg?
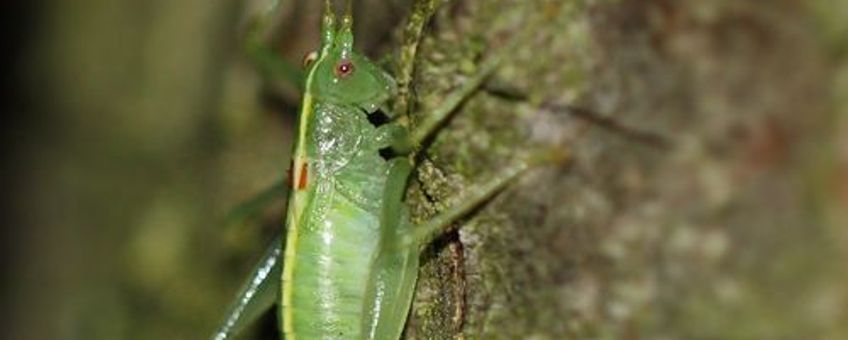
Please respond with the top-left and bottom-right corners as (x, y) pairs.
(212, 234), (284, 340)
(244, 0), (303, 87)
(379, 158), (413, 242)
(393, 0), (441, 116)
(374, 122), (410, 154)
(362, 158), (421, 340)
(396, 9), (544, 153)
(393, 46), (508, 153)
(404, 149), (568, 250)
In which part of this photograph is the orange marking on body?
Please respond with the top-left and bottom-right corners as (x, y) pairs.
(297, 162), (309, 190)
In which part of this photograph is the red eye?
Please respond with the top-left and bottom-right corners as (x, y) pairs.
(335, 59), (355, 78)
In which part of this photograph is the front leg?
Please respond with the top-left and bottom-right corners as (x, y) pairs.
(393, 0), (442, 116)
(374, 122), (413, 155)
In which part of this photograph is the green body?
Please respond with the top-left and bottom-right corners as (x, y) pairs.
(283, 99), (412, 338)
(213, 1), (538, 339)
(283, 5), (418, 339)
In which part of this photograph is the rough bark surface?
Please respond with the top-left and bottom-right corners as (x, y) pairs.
(402, 0), (848, 338)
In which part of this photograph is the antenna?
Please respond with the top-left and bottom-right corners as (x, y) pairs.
(321, 0), (336, 48)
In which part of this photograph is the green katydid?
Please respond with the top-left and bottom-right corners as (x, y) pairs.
(213, 1), (555, 339)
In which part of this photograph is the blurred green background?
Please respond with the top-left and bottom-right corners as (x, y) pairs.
(3, 0), (410, 339)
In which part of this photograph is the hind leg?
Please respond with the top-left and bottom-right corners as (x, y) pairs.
(212, 234), (284, 340)
(361, 158), (422, 340)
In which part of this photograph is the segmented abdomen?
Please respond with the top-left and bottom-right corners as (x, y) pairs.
(286, 184), (381, 339)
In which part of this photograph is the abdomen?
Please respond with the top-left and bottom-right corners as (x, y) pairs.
(285, 187), (381, 339)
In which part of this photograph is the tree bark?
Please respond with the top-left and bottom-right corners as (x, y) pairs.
(403, 0), (848, 338)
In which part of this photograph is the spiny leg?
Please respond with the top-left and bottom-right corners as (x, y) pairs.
(212, 234), (284, 340)
(244, 0), (303, 87)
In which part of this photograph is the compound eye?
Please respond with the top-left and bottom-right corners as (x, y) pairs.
(334, 59), (355, 78)
(302, 51), (318, 68)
